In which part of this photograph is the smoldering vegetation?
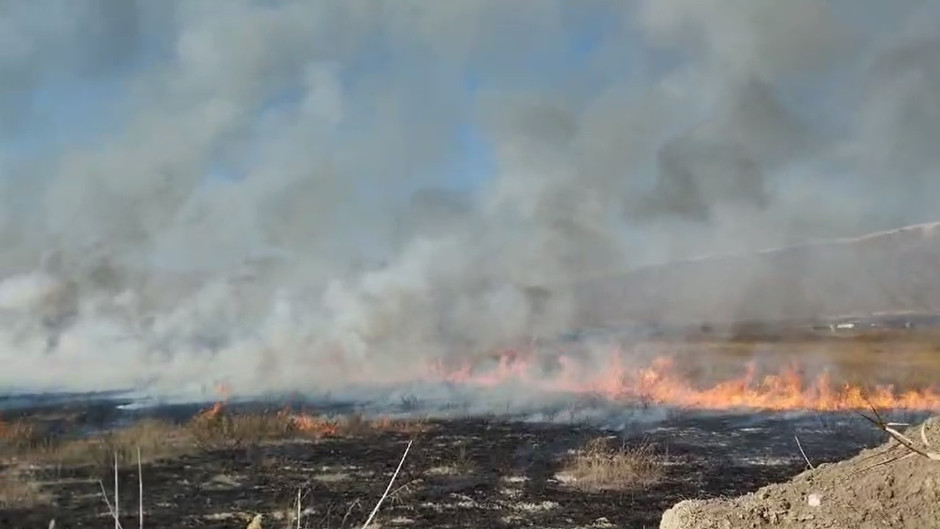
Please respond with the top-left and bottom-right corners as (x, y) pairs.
(0, 1), (939, 402)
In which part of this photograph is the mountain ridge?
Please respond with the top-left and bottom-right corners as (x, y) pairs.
(571, 221), (940, 326)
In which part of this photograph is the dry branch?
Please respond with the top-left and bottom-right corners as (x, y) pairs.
(360, 439), (413, 529)
(860, 405), (940, 460)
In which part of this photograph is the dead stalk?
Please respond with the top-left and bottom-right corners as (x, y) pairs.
(794, 435), (814, 469)
(359, 440), (413, 529)
(114, 452), (119, 529)
(97, 480), (124, 529)
(855, 402), (940, 473)
(341, 498), (362, 528)
(296, 488), (302, 529)
(138, 446), (143, 529)
(860, 404), (940, 460)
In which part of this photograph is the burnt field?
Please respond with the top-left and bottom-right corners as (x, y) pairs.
(0, 398), (925, 529)
(3, 330), (940, 528)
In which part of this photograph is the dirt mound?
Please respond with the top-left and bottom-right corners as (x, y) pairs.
(660, 416), (940, 529)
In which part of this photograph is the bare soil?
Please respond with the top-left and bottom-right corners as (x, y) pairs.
(661, 416), (940, 529)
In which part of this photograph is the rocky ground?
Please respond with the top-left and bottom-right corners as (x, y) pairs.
(0, 404), (909, 529)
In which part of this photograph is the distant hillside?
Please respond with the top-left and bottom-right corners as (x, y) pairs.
(572, 221), (940, 326)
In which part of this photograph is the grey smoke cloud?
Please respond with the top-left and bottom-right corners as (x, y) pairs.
(0, 0), (937, 398)
(0, 0), (141, 135)
(639, 0), (851, 80)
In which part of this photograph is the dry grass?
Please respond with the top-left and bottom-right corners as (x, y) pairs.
(1, 407), (431, 471)
(69, 418), (193, 467)
(559, 437), (663, 492)
(336, 414), (431, 437)
(0, 418), (48, 456)
(0, 469), (48, 509)
(187, 409), (300, 449)
(0, 407), (425, 526)
(1, 418), (194, 470)
(651, 335), (940, 389)
(186, 409), (430, 447)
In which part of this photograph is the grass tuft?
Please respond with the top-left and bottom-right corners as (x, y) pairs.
(0, 419), (48, 455)
(187, 409), (299, 449)
(0, 470), (49, 509)
(559, 437), (664, 492)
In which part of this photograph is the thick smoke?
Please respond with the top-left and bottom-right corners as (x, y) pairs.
(0, 1), (938, 400)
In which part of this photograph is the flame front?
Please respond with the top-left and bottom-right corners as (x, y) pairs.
(284, 411), (339, 436)
(429, 350), (940, 412)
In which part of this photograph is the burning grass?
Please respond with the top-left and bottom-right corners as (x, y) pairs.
(558, 437), (664, 492)
(434, 348), (940, 412)
(187, 403), (430, 450)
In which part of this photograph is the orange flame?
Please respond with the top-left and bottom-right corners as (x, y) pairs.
(205, 401), (224, 418)
(282, 410), (339, 437)
(429, 350), (940, 412)
(196, 382), (232, 420)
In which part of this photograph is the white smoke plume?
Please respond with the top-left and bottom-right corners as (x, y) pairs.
(0, 0), (938, 400)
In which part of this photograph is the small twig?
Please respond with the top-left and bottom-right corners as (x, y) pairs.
(320, 501), (336, 529)
(851, 424), (921, 475)
(853, 449), (918, 475)
(97, 480), (124, 529)
(386, 478), (422, 505)
(360, 439), (413, 529)
(341, 498), (362, 528)
(794, 435), (814, 469)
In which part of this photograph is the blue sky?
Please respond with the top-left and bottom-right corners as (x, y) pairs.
(1, 3), (651, 197)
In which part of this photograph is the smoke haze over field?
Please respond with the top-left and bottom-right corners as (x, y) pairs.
(1, 0), (940, 398)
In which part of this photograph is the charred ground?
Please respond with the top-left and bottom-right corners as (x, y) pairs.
(3, 329), (938, 528)
(0, 403), (913, 529)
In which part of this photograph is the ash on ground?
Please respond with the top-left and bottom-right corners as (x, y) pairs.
(0, 401), (923, 529)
